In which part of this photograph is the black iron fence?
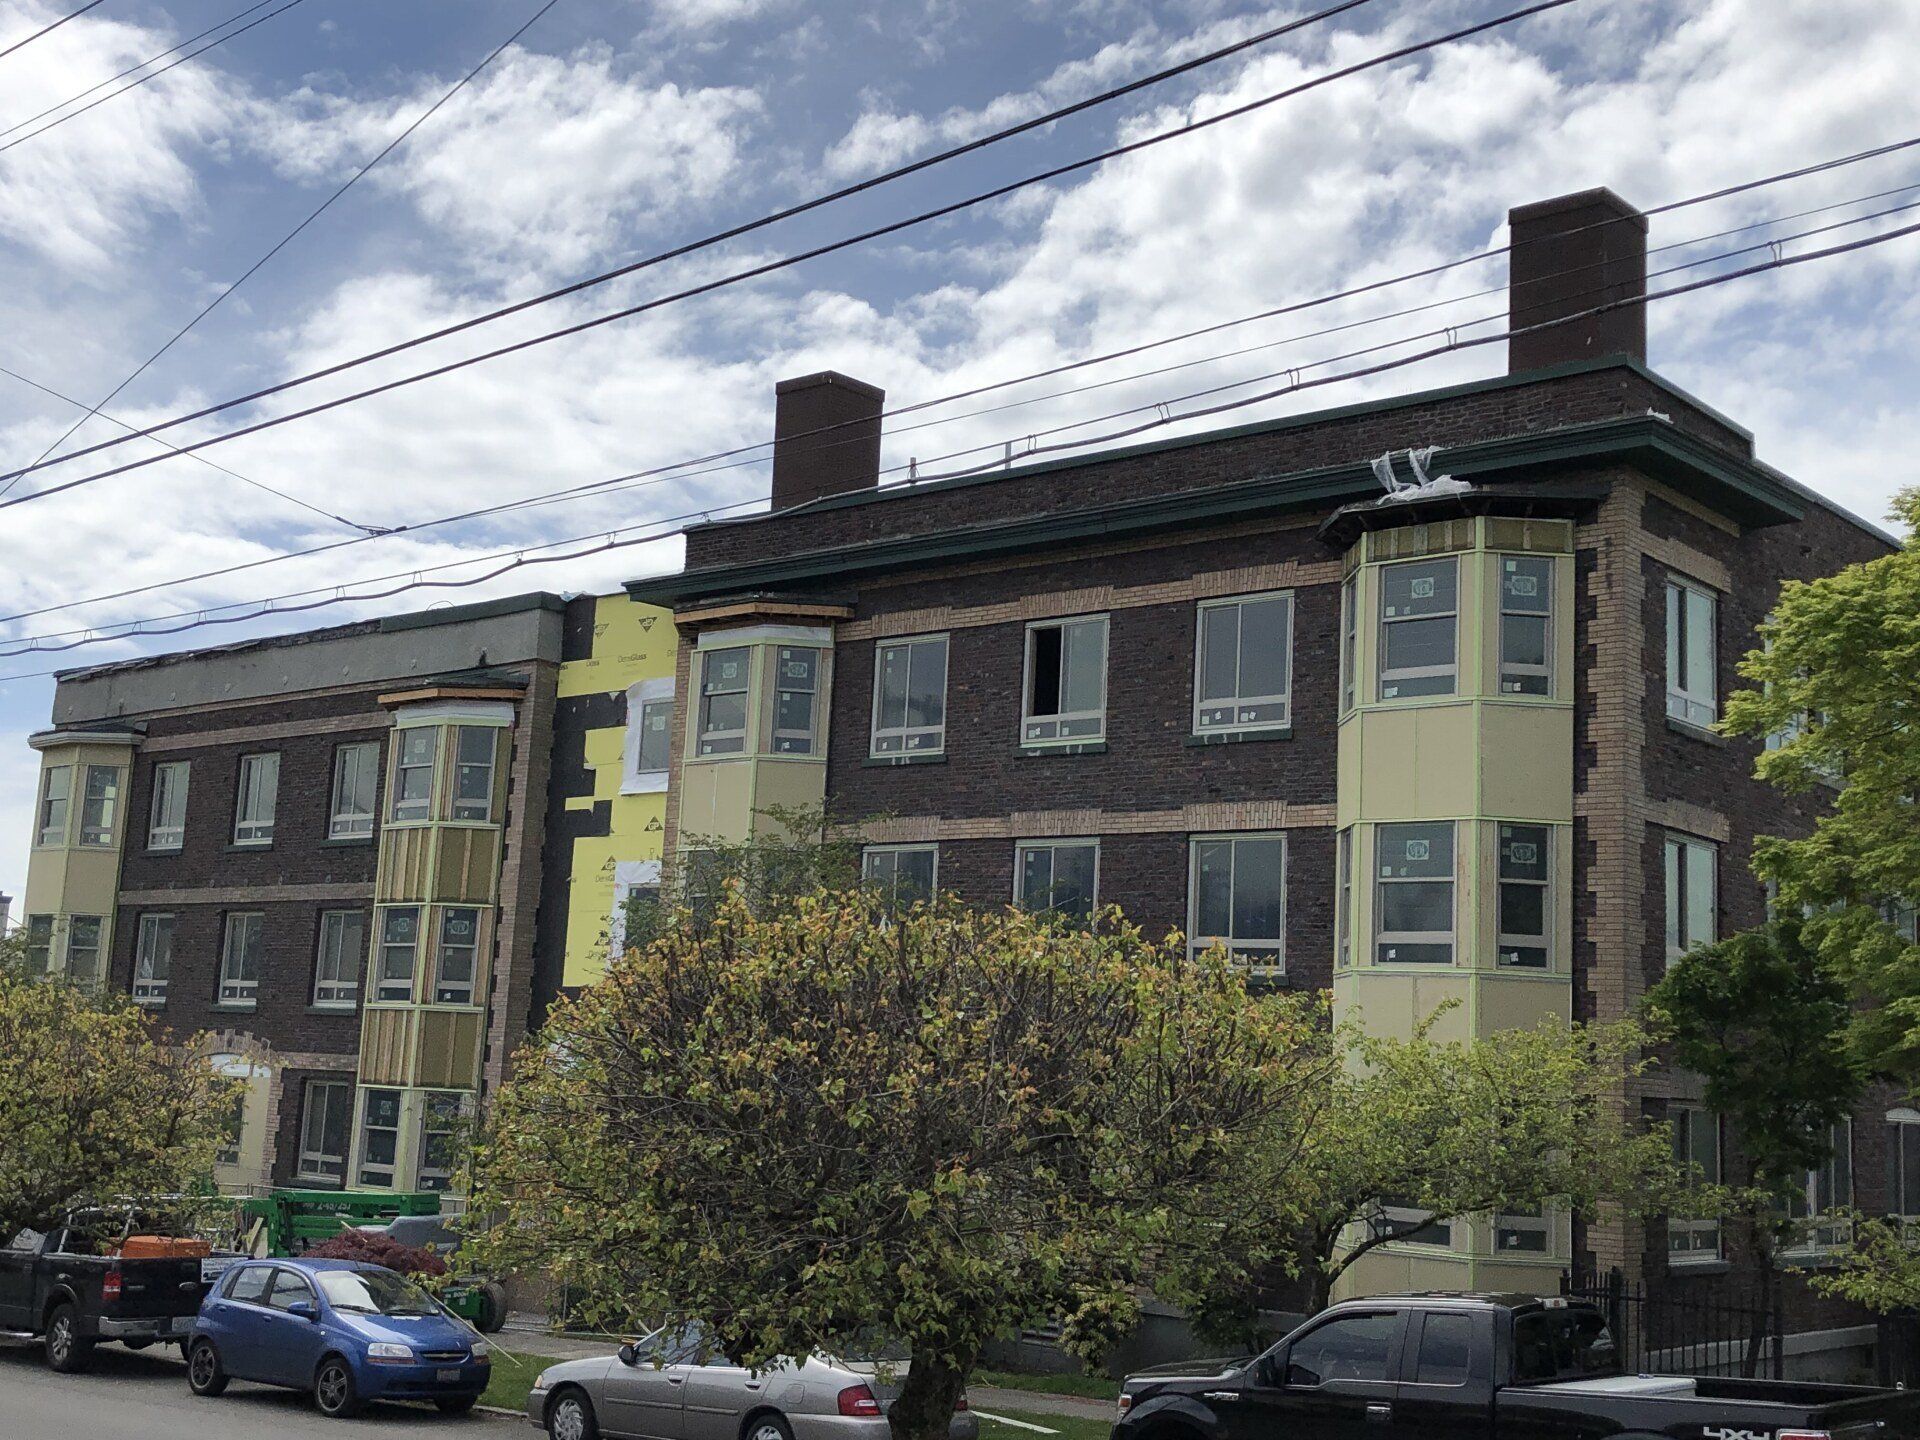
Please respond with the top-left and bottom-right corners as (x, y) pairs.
(1561, 1267), (1785, 1378)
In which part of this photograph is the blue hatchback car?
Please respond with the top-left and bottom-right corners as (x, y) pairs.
(187, 1257), (491, 1418)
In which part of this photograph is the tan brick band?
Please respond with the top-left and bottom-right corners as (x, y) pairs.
(841, 559), (1343, 641)
(845, 800), (1336, 845)
(142, 711), (390, 753)
(119, 881), (372, 906)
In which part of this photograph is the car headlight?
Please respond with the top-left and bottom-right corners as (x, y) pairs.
(469, 1340), (490, 1360)
(367, 1342), (415, 1363)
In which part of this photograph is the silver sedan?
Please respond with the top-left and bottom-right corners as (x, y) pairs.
(526, 1326), (980, 1440)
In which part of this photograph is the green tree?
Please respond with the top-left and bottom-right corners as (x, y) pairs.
(1157, 1015), (1676, 1335)
(1646, 919), (1864, 1373)
(1723, 488), (1920, 1083)
(0, 949), (237, 1239)
(1809, 1217), (1920, 1315)
(618, 804), (865, 952)
(469, 890), (1327, 1440)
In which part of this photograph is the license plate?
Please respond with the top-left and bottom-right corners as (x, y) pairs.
(437, 1369), (461, 1383)
(200, 1257), (236, 1283)
(171, 1316), (196, 1335)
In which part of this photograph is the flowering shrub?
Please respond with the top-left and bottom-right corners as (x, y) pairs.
(305, 1226), (449, 1277)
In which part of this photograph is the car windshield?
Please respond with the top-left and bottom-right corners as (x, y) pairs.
(316, 1268), (441, 1317)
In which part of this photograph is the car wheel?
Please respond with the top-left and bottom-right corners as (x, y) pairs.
(188, 1340), (229, 1397)
(436, 1394), (480, 1415)
(314, 1355), (364, 1418)
(547, 1388), (599, 1440)
(745, 1413), (795, 1440)
(44, 1304), (94, 1374)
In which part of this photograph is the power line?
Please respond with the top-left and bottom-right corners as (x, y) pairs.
(2, 171), (1913, 634)
(0, 0), (564, 499)
(0, 0), (105, 63)
(0, 0), (1580, 503)
(0, 363), (373, 530)
(4, 206), (1913, 670)
(0, 0), (306, 154)
(0, 0), (1376, 492)
(0, 0), (279, 144)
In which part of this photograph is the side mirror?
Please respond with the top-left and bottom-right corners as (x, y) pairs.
(288, 1301), (318, 1322)
(618, 1343), (640, 1367)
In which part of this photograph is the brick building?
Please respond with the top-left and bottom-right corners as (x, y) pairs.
(629, 189), (1903, 1363)
(18, 590), (675, 1196)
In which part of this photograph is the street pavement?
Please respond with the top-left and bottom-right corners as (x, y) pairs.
(0, 1339), (519, 1437)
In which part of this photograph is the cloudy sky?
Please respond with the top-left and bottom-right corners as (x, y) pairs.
(1, 0), (1917, 904)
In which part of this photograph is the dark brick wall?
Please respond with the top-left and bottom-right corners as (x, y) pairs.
(686, 364), (1751, 574)
(110, 689), (390, 1058)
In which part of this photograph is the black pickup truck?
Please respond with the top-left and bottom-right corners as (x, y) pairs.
(0, 1214), (234, 1372)
(1115, 1292), (1920, 1440)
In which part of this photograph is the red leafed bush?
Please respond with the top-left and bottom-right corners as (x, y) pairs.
(304, 1227), (449, 1277)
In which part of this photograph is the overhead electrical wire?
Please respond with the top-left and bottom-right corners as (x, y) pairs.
(0, 363), (373, 530)
(0, 0), (565, 500)
(3, 205), (1915, 671)
(0, 142), (1906, 628)
(0, 0), (281, 145)
(0, 0), (105, 63)
(0, 0), (1583, 503)
(2, 173), (1901, 636)
(0, 0), (306, 154)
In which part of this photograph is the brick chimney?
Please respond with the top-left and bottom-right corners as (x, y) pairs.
(1507, 188), (1647, 373)
(769, 371), (885, 511)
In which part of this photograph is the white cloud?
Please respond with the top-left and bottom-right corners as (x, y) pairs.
(254, 45), (761, 274)
(650, 0), (793, 32)
(0, 0), (237, 273)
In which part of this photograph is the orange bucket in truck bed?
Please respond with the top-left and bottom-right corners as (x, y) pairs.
(115, 1235), (212, 1259)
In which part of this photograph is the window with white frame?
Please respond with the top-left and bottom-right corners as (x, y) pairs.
(1336, 828), (1354, 967)
(1664, 834), (1717, 966)
(329, 743), (378, 838)
(1495, 1206), (1551, 1254)
(1022, 616), (1108, 744)
(451, 727), (497, 822)
(1188, 834), (1285, 971)
(79, 765), (120, 847)
(148, 760), (189, 850)
(1669, 1105), (1721, 1262)
(417, 1092), (465, 1192)
(1194, 593), (1292, 734)
(218, 912), (263, 1005)
(297, 1080), (352, 1185)
(374, 907), (420, 1003)
(862, 845), (937, 908)
(1340, 575), (1358, 712)
(133, 914), (174, 1004)
(871, 635), (948, 756)
(1787, 1120), (1853, 1252)
(1666, 577), (1718, 728)
(1498, 556), (1554, 696)
(24, 915), (52, 976)
(771, 646), (823, 755)
(1014, 840), (1099, 924)
(1375, 821), (1455, 964)
(357, 1088), (402, 1188)
(36, 764), (71, 846)
(1378, 557), (1458, 700)
(233, 753), (279, 845)
(391, 729), (436, 822)
(1889, 1110), (1920, 1223)
(696, 646), (751, 756)
(66, 915), (104, 984)
(434, 907), (481, 1004)
(313, 910), (365, 1008)
(1497, 823), (1551, 968)
(621, 679), (678, 796)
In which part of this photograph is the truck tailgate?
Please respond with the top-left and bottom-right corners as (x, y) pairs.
(1822, 1388), (1920, 1440)
(108, 1257), (214, 1320)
